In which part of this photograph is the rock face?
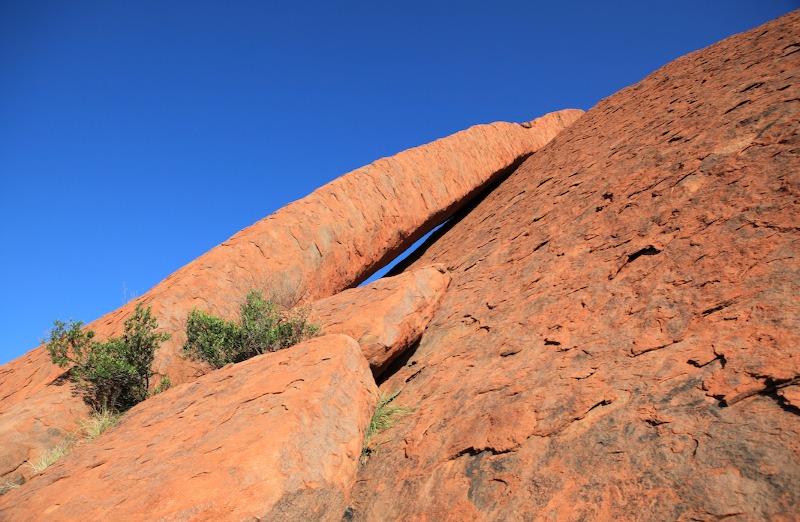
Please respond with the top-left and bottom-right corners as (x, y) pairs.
(89, 108), (582, 381)
(2, 10), (799, 521)
(312, 265), (451, 377)
(347, 12), (800, 521)
(0, 348), (83, 486)
(0, 110), (581, 484)
(0, 334), (377, 521)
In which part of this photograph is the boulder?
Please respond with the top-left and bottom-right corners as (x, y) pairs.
(347, 11), (800, 520)
(312, 265), (450, 376)
(0, 335), (377, 521)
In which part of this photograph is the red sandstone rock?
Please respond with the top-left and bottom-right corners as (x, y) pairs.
(4, 10), (799, 521)
(0, 349), (83, 486)
(347, 12), (800, 520)
(312, 265), (450, 376)
(0, 110), (581, 483)
(0, 334), (377, 521)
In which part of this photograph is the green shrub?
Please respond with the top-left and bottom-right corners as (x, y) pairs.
(183, 290), (319, 368)
(44, 304), (170, 412)
(183, 309), (242, 368)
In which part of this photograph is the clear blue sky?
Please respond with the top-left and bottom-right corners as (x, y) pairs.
(1, 1), (796, 365)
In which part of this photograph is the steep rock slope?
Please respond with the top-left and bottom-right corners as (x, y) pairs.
(0, 266), (454, 518)
(350, 12), (800, 521)
(0, 335), (377, 521)
(0, 111), (581, 485)
(76, 108), (583, 384)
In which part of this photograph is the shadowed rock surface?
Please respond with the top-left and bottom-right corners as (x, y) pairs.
(0, 335), (377, 521)
(347, 12), (800, 521)
(0, 110), (581, 484)
(312, 265), (451, 377)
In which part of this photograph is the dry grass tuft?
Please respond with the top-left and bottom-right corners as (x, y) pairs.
(362, 390), (413, 463)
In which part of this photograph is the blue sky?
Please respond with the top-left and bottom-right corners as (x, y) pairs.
(1, 1), (796, 365)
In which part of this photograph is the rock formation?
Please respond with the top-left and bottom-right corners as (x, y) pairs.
(1, 9), (799, 521)
(0, 265), (450, 520)
(0, 111), (580, 486)
(312, 265), (450, 377)
(348, 11), (800, 520)
(0, 335), (377, 521)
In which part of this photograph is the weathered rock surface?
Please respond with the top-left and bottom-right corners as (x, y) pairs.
(90, 107), (582, 377)
(312, 265), (450, 377)
(0, 349), (83, 486)
(4, 10), (799, 521)
(0, 110), (582, 483)
(0, 334), (377, 521)
(348, 12), (800, 520)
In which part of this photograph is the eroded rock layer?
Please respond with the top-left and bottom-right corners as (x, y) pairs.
(0, 335), (377, 521)
(93, 108), (582, 382)
(349, 12), (800, 520)
(312, 265), (450, 376)
(0, 110), (581, 484)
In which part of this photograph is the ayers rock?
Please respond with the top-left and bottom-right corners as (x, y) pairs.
(0, 108), (581, 489)
(1, 10), (799, 521)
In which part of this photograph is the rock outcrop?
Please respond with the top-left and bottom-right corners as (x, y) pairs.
(0, 335), (377, 521)
(347, 11), (800, 520)
(0, 110), (581, 484)
(89, 108), (582, 383)
(312, 265), (450, 377)
(2, 9), (799, 521)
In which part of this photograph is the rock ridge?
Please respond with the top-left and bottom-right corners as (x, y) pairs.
(0, 110), (581, 484)
(2, 9), (798, 521)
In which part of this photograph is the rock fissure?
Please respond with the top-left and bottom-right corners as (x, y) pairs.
(450, 446), (515, 461)
(631, 339), (683, 357)
(610, 245), (662, 279)
(721, 376), (800, 409)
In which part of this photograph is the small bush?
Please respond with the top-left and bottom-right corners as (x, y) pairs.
(44, 303), (170, 412)
(183, 290), (319, 368)
(183, 309), (242, 368)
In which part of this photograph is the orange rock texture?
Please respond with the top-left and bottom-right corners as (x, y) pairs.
(348, 11), (800, 520)
(312, 265), (450, 376)
(0, 110), (580, 485)
(1, 10), (799, 521)
(93, 107), (581, 384)
(0, 335), (377, 521)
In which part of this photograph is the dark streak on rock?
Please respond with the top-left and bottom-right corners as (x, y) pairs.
(723, 99), (752, 115)
(740, 82), (764, 93)
(627, 245), (661, 264)
(701, 299), (735, 317)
